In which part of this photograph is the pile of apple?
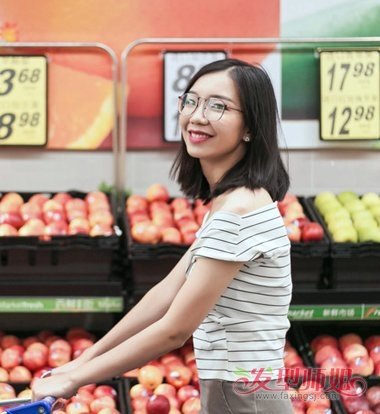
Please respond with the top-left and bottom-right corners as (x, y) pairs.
(314, 191), (380, 243)
(339, 382), (380, 414)
(0, 191), (114, 238)
(288, 379), (333, 414)
(126, 184), (209, 245)
(278, 193), (324, 242)
(0, 383), (121, 414)
(0, 328), (96, 382)
(310, 333), (380, 377)
(127, 340), (200, 414)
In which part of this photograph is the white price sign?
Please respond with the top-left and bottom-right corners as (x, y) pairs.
(163, 51), (227, 142)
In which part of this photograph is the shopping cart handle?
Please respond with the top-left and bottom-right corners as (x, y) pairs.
(1, 397), (56, 414)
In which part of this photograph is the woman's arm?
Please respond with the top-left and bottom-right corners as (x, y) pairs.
(32, 256), (242, 399)
(52, 246), (194, 374)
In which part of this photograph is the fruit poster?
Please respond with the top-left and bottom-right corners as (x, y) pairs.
(0, 0), (379, 150)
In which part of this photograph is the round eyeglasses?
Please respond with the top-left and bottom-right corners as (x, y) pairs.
(178, 92), (243, 121)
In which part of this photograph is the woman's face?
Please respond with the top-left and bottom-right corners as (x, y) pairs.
(179, 70), (248, 165)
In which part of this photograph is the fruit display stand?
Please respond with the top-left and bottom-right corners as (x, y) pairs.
(305, 194), (380, 289)
(0, 43), (126, 334)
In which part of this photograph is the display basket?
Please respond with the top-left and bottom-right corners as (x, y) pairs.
(305, 196), (380, 288)
(0, 191), (123, 282)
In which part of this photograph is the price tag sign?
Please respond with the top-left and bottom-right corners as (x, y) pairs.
(0, 55), (47, 146)
(320, 50), (380, 141)
(163, 51), (227, 142)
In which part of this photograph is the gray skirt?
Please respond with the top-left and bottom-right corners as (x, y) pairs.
(199, 379), (294, 414)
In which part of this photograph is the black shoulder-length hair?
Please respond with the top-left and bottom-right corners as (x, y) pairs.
(170, 58), (289, 202)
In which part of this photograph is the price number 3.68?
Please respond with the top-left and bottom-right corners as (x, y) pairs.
(0, 68), (42, 96)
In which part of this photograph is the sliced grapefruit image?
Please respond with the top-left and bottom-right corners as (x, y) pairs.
(47, 62), (114, 149)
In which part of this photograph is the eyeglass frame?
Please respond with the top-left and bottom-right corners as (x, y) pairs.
(178, 92), (243, 121)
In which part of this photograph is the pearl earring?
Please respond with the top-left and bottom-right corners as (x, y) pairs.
(243, 136), (250, 142)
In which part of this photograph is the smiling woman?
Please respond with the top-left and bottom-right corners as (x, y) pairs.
(32, 59), (292, 414)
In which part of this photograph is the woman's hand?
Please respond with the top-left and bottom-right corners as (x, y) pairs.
(50, 356), (86, 376)
(32, 373), (77, 401)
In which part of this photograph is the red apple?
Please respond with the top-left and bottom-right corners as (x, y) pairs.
(302, 222), (324, 242)
(161, 227), (182, 244)
(138, 365), (164, 390)
(90, 224), (113, 236)
(181, 396), (201, 414)
(66, 198), (87, 213)
(42, 200), (64, 213)
(146, 394), (170, 414)
(131, 222), (161, 244)
(160, 354), (183, 367)
(339, 333), (363, 351)
(0, 212), (23, 229)
(0, 223), (18, 236)
(48, 349), (71, 367)
(153, 384), (176, 398)
(9, 365), (32, 382)
(147, 360), (166, 377)
(286, 224), (301, 242)
(68, 218), (91, 235)
(374, 361), (380, 376)
(2, 193), (24, 208)
(365, 336), (380, 351)
(97, 409), (119, 414)
(50, 339), (72, 353)
(1, 347), (22, 369)
(28, 194), (49, 208)
(130, 383), (152, 399)
(71, 338), (94, 353)
(66, 328), (95, 342)
(23, 348), (48, 371)
(52, 192), (73, 206)
(177, 385), (200, 405)
(370, 346), (380, 364)
(315, 345), (342, 365)
(89, 211), (114, 227)
(78, 384), (97, 393)
(152, 212), (174, 229)
(129, 212), (150, 226)
(146, 184), (170, 203)
(150, 201), (171, 215)
(344, 397), (370, 413)
(67, 208), (87, 221)
(126, 195), (149, 215)
(367, 386), (380, 408)
(311, 335), (339, 352)
(43, 209), (67, 224)
(88, 200), (110, 214)
(73, 389), (94, 406)
(166, 366), (192, 389)
(320, 356), (347, 377)
(349, 356), (374, 376)
(18, 218), (45, 236)
(343, 344), (368, 363)
(85, 191), (108, 205)
(90, 396), (116, 413)
(171, 198), (190, 211)
(44, 221), (68, 236)
(181, 231), (196, 245)
(66, 401), (91, 414)
(173, 209), (194, 223)
(131, 396), (149, 411)
(93, 385), (117, 400)
(0, 367), (9, 381)
(0, 383), (16, 399)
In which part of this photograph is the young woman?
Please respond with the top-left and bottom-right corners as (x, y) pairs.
(32, 59), (293, 414)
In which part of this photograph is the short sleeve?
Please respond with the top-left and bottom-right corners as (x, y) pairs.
(190, 204), (290, 263)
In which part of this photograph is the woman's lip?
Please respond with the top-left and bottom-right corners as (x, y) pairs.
(188, 131), (212, 143)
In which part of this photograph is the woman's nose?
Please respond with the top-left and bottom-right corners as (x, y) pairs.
(189, 99), (208, 123)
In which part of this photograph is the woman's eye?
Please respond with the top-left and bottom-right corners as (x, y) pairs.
(185, 98), (197, 107)
(209, 101), (225, 111)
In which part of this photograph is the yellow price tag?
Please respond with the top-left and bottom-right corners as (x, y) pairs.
(320, 50), (380, 140)
(0, 55), (47, 146)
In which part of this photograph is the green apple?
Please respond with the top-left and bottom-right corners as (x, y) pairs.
(319, 200), (343, 216)
(369, 204), (380, 217)
(328, 218), (353, 233)
(332, 226), (358, 243)
(354, 219), (377, 232)
(362, 192), (380, 208)
(337, 191), (359, 205)
(351, 210), (373, 222)
(324, 209), (351, 223)
(345, 200), (366, 214)
(314, 192), (337, 210)
(358, 227), (380, 243)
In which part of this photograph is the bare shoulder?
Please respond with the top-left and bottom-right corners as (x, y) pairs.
(211, 187), (274, 216)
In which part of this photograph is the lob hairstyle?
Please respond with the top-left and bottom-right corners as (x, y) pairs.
(170, 58), (289, 202)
